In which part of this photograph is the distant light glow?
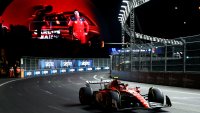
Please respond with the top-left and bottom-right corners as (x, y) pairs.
(35, 71), (40, 75)
(43, 70), (48, 74)
(69, 69), (75, 72)
(87, 68), (92, 71)
(78, 68), (84, 71)
(104, 67), (109, 70)
(95, 67), (101, 70)
(61, 69), (66, 73)
(52, 70), (57, 73)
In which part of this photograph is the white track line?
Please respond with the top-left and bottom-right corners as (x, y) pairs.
(0, 79), (22, 87)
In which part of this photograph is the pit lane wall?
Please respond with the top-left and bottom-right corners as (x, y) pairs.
(111, 70), (200, 89)
(20, 57), (110, 78)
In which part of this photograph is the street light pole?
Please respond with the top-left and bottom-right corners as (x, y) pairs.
(130, 8), (135, 72)
(109, 55), (113, 78)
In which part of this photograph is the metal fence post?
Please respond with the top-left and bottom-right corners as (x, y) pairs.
(165, 44), (167, 72)
(139, 46), (141, 71)
(181, 38), (186, 73)
(109, 55), (112, 76)
(150, 47), (153, 72)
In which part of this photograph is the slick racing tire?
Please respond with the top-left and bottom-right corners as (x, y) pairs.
(103, 91), (120, 111)
(79, 87), (93, 105)
(148, 87), (164, 104)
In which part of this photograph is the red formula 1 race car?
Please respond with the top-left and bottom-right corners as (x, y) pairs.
(79, 78), (172, 111)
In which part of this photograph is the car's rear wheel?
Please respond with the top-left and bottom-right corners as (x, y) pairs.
(79, 87), (93, 105)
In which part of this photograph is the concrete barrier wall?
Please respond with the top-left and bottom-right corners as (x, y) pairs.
(21, 67), (109, 78)
(111, 70), (200, 89)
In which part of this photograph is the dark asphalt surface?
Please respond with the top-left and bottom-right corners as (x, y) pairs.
(0, 71), (199, 113)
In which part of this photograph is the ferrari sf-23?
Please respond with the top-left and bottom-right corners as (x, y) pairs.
(79, 78), (172, 111)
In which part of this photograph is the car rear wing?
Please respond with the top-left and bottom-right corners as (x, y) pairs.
(85, 79), (112, 88)
(86, 79), (111, 84)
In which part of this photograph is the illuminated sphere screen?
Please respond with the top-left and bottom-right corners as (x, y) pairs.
(1, 0), (104, 46)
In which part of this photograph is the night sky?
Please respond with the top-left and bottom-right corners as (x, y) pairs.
(91, 0), (122, 43)
(135, 0), (200, 39)
(93, 0), (200, 41)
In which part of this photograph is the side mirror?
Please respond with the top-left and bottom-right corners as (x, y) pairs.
(136, 86), (141, 93)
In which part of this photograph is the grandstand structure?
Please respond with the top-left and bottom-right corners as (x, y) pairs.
(118, 0), (183, 45)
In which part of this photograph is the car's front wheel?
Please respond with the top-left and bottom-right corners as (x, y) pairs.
(148, 87), (164, 104)
(79, 87), (93, 105)
(102, 91), (120, 111)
